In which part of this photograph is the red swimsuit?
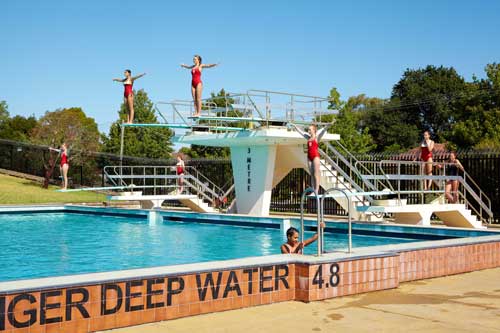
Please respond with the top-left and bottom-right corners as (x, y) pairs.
(124, 83), (133, 98)
(176, 165), (184, 175)
(60, 152), (68, 167)
(191, 67), (202, 88)
(308, 139), (320, 161)
(421, 143), (432, 161)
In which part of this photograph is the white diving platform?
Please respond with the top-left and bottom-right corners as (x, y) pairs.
(107, 194), (215, 212)
(357, 203), (485, 229)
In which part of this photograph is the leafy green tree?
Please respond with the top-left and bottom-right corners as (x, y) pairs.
(364, 100), (420, 152)
(31, 107), (101, 188)
(446, 63), (500, 149)
(103, 89), (174, 158)
(319, 92), (376, 153)
(0, 115), (37, 142)
(392, 65), (467, 141)
(0, 101), (8, 123)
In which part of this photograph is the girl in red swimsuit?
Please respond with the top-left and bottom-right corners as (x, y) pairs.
(176, 155), (185, 194)
(291, 123), (332, 194)
(420, 130), (435, 190)
(113, 70), (146, 124)
(181, 55), (219, 117)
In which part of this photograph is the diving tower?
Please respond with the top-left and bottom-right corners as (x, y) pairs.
(175, 126), (339, 216)
(111, 89), (493, 228)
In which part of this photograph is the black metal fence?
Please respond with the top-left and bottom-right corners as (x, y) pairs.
(1, 139), (498, 223)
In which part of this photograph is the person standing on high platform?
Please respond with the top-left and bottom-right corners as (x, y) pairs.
(180, 55), (219, 117)
(113, 70), (146, 124)
(290, 123), (332, 195)
(420, 130), (435, 190)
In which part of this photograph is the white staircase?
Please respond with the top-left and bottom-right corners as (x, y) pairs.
(291, 132), (493, 228)
(103, 165), (225, 214)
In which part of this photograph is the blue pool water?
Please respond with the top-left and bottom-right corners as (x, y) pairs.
(0, 212), (424, 282)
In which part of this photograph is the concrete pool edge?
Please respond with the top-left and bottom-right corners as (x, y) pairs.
(1, 205), (500, 332)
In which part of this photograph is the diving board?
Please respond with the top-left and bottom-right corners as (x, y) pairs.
(108, 194), (197, 209)
(357, 203), (485, 229)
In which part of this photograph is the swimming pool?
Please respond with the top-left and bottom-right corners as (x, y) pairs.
(1, 206), (499, 333)
(0, 210), (428, 282)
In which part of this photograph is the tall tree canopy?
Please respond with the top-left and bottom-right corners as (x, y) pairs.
(103, 89), (174, 158)
(391, 65), (467, 141)
(30, 107), (101, 187)
(31, 107), (101, 162)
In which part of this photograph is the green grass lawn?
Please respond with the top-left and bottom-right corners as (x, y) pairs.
(0, 174), (106, 204)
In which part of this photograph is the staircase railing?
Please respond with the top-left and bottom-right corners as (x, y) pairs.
(356, 160), (493, 225)
(103, 165), (226, 209)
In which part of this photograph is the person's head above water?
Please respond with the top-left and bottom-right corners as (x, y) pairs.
(286, 227), (300, 244)
(193, 55), (202, 66)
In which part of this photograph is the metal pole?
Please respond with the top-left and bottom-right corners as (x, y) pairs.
(321, 188), (352, 254)
(120, 124), (125, 167)
(300, 187), (321, 256)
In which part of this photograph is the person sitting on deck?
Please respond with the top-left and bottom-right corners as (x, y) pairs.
(281, 223), (325, 254)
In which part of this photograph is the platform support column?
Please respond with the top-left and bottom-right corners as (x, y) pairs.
(230, 145), (277, 216)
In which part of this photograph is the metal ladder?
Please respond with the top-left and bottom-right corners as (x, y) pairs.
(299, 187), (355, 256)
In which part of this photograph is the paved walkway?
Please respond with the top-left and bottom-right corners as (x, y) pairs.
(104, 267), (500, 333)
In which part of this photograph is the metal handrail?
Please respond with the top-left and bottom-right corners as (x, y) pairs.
(321, 188), (352, 253)
(318, 148), (370, 205)
(355, 160), (493, 224)
(300, 188), (322, 256)
(103, 165), (224, 208)
(325, 141), (382, 192)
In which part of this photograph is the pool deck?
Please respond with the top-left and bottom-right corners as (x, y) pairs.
(103, 267), (500, 333)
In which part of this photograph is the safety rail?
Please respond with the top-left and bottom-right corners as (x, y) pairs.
(325, 141), (388, 192)
(317, 148), (369, 205)
(103, 165), (228, 209)
(355, 160), (493, 225)
(153, 89), (337, 132)
(300, 188), (322, 256)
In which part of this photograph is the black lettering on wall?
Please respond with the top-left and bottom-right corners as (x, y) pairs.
(101, 284), (123, 316)
(65, 288), (90, 321)
(125, 280), (144, 312)
(7, 294), (37, 329)
(146, 278), (165, 309)
(40, 290), (63, 325)
(260, 266), (274, 293)
(0, 296), (5, 331)
(196, 273), (223, 301)
(167, 277), (184, 306)
(222, 271), (242, 298)
(243, 268), (258, 294)
(274, 264), (290, 290)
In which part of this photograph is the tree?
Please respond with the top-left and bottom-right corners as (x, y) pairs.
(0, 115), (37, 142)
(391, 65), (467, 141)
(0, 101), (8, 123)
(446, 63), (500, 149)
(365, 101), (420, 152)
(31, 107), (101, 188)
(103, 89), (174, 158)
(319, 92), (376, 153)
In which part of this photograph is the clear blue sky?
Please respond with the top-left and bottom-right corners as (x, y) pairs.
(2, 0), (499, 134)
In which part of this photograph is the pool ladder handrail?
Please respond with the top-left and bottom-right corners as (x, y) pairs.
(300, 187), (354, 256)
(300, 188), (322, 256)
